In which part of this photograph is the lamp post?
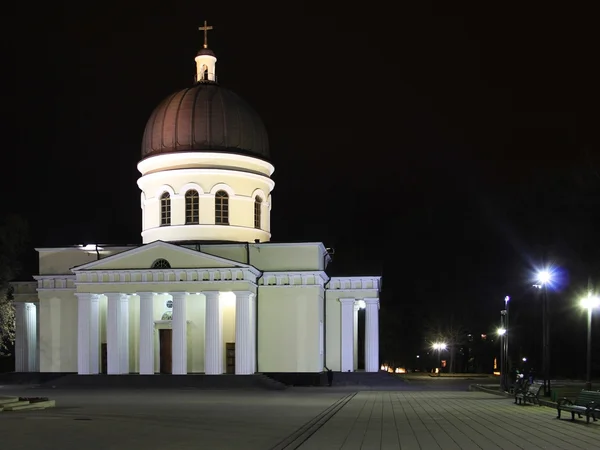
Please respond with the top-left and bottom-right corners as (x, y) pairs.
(580, 292), (600, 391)
(537, 270), (552, 397)
(497, 325), (507, 390)
(432, 342), (447, 376)
(504, 296), (510, 390)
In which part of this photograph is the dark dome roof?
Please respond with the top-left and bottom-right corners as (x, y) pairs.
(142, 83), (269, 159)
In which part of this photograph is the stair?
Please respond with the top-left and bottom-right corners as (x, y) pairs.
(39, 374), (289, 390)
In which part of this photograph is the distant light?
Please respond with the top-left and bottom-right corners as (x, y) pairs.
(497, 328), (507, 336)
(80, 244), (102, 251)
(580, 293), (600, 310)
(505, 296), (510, 302)
(416, 355), (420, 359)
(522, 357), (527, 362)
(432, 342), (447, 350)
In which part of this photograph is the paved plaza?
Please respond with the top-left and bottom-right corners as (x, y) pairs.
(1, 384), (599, 449)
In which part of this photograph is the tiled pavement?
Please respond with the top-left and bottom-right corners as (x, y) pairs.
(1, 387), (599, 449)
(299, 391), (600, 450)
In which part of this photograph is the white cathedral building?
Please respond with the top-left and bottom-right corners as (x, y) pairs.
(11, 27), (381, 378)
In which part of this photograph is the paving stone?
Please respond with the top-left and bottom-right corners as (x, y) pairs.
(299, 391), (600, 450)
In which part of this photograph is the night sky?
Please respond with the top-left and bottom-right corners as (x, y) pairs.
(2, 2), (599, 369)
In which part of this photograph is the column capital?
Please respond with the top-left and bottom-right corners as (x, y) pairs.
(339, 297), (355, 304)
(169, 292), (188, 300)
(364, 297), (379, 307)
(232, 291), (254, 300)
(202, 291), (220, 300)
(136, 292), (156, 299)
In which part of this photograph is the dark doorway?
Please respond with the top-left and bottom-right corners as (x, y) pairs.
(101, 343), (107, 374)
(159, 329), (173, 374)
(226, 342), (235, 374)
(358, 309), (365, 370)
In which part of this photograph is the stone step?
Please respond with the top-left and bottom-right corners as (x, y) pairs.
(0, 396), (19, 405)
(0, 400), (30, 411)
(2, 400), (56, 411)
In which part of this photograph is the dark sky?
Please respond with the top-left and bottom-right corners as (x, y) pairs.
(2, 2), (599, 366)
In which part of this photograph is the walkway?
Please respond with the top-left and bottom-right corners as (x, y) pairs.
(299, 391), (600, 449)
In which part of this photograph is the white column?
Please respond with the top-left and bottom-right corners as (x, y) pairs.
(234, 291), (255, 375)
(35, 302), (40, 372)
(250, 293), (257, 373)
(89, 296), (100, 374)
(365, 298), (380, 372)
(204, 291), (223, 375)
(138, 292), (155, 375)
(353, 304), (359, 371)
(107, 293), (130, 374)
(76, 293), (100, 375)
(25, 303), (37, 371)
(340, 298), (355, 372)
(171, 292), (187, 375)
(14, 302), (27, 372)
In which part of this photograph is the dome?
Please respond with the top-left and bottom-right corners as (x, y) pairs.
(142, 83), (269, 160)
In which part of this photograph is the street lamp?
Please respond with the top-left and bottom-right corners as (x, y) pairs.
(432, 342), (447, 375)
(580, 292), (600, 391)
(536, 269), (553, 396)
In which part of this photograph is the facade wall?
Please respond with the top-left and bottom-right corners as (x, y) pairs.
(258, 286), (323, 372)
(201, 243), (327, 271)
(38, 247), (132, 275)
(39, 292), (78, 372)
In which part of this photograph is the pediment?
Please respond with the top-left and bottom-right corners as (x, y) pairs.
(71, 240), (252, 272)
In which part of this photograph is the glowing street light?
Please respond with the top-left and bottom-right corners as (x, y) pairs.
(538, 270), (551, 285)
(432, 342), (447, 375)
(580, 292), (600, 391)
(497, 328), (507, 336)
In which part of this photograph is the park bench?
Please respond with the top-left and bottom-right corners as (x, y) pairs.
(514, 383), (543, 405)
(557, 390), (600, 423)
(513, 379), (530, 404)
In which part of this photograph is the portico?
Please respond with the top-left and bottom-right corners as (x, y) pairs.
(75, 289), (256, 375)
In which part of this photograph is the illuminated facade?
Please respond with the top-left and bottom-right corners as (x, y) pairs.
(11, 28), (381, 377)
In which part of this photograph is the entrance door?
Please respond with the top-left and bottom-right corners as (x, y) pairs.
(226, 342), (235, 374)
(159, 329), (173, 374)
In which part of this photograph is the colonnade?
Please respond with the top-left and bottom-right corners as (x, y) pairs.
(75, 291), (256, 375)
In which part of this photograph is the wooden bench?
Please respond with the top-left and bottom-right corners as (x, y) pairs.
(557, 390), (600, 423)
(515, 383), (543, 405)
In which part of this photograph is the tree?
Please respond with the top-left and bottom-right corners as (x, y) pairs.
(0, 214), (29, 356)
(425, 316), (469, 373)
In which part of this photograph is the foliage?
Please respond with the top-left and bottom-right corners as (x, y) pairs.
(0, 214), (30, 356)
(0, 286), (15, 355)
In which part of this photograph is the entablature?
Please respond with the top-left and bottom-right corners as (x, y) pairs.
(259, 271), (329, 287)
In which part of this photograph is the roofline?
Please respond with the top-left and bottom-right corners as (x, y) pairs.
(35, 245), (138, 253)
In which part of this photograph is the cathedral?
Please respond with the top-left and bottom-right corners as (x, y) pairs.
(11, 24), (381, 378)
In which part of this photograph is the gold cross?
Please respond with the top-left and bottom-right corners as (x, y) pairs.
(198, 20), (213, 49)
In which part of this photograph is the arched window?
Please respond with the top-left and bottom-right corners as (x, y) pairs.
(185, 190), (199, 224)
(151, 258), (171, 269)
(160, 192), (171, 226)
(254, 197), (262, 229)
(215, 190), (229, 225)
